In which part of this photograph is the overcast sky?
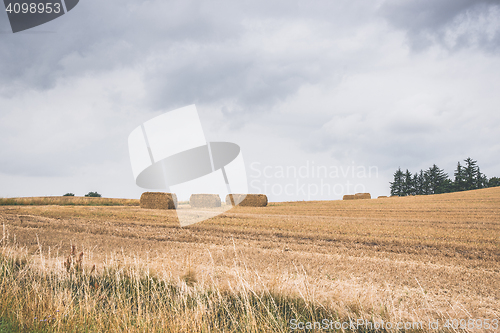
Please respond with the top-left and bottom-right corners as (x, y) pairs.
(1, 0), (499, 201)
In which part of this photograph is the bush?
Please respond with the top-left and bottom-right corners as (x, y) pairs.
(63, 193), (75, 196)
(488, 177), (500, 187)
(85, 192), (102, 198)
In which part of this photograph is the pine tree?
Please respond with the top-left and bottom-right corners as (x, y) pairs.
(403, 169), (414, 196)
(413, 172), (421, 195)
(422, 169), (431, 195)
(454, 162), (465, 192)
(434, 165), (449, 194)
(426, 166), (437, 194)
(417, 170), (427, 195)
(442, 178), (454, 193)
(463, 158), (478, 190)
(475, 167), (488, 189)
(390, 168), (404, 196)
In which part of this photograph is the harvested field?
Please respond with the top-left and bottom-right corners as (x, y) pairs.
(189, 194), (221, 208)
(0, 196), (139, 206)
(226, 194), (268, 207)
(140, 192), (177, 209)
(1, 187), (499, 332)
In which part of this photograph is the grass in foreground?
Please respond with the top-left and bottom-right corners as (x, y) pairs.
(0, 246), (433, 333)
(0, 249), (330, 333)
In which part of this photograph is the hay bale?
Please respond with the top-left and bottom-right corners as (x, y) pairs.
(226, 194), (268, 207)
(378, 196), (388, 199)
(189, 194), (221, 208)
(354, 193), (371, 200)
(343, 195), (355, 200)
(140, 192), (177, 209)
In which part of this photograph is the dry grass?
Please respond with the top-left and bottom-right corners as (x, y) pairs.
(1, 187), (499, 332)
(0, 196), (139, 206)
(1, 245), (342, 332)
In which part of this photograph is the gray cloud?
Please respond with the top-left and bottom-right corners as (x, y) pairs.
(1, 0), (499, 200)
(0, 0), (372, 105)
(380, 0), (500, 51)
(0, 0), (244, 96)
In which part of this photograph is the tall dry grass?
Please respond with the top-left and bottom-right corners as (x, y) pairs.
(0, 238), (467, 333)
(0, 244), (381, 333)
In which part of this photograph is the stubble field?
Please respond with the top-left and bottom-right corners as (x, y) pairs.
(1, 187), (499, 332)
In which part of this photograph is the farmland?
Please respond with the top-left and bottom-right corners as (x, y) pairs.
(1, 187), (499, 332)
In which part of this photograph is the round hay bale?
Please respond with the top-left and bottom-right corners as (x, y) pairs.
(354, 193), (371, 200)
(343, 195), (355, 200)
(226, 194), (268, 207)
(140, 192), (177, 209)
(189, 194), (221, 208)
(378, 195), (388, 198)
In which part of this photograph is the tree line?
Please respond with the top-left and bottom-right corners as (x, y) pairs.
(390, 157), (500, 197)
(63, 192), (102, 197)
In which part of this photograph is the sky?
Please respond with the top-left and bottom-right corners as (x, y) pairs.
(0, 0), (499, 202)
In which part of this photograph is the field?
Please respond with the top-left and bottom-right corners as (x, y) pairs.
(1, 188), (499, 332)
(0, 196), (139, 206)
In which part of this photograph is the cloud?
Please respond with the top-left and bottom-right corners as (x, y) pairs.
(261, 43), (500, 177)
(0, 68), (146, 178)
(0, 0), (378, 108)
(0, 0), (244, 96)
(1, 0), (499, 200)
(380, 0), (500, 51)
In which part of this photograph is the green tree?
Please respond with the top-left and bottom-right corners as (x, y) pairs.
(63, 193), (75, 196)
(390, 168), (404, 196)
(442, 178), (454, 193)
(488, 177), (500, 187)
(421, 169), (431, 195)
(454, 162), (466, 192)
(476, 167), (488, 189)
(463, 157), (478, 191)
(85, 192), (101, 198)
(402, 169), (414, 196)
(413, 172), (421, 195)
(425, 164), (448, 194)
